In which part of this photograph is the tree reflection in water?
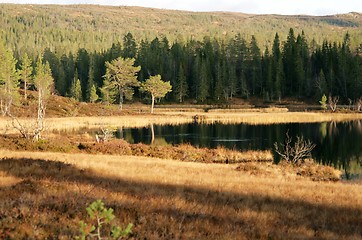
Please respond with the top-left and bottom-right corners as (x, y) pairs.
(118, 120), (362, 180)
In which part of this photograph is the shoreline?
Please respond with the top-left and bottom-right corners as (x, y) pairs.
(1, 111), (361, 133)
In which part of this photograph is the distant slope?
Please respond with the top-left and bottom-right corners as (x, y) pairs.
(0, 4), (361, 56)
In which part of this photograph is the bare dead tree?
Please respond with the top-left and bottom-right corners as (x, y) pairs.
(356, 98), (362, 112)
(348, 98), (353, 110)
(274, 132), (316, 164)
(328, 95), (339, 112)
(95, 127), (113, 143)
(7, 113), (32, 139)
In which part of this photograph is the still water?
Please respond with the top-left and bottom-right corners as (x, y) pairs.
(117, 120), (362, 179)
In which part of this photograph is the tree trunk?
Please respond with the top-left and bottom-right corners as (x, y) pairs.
(151, 94), (155, 114)
(34, 90), (45, 141)
(119, 89), (123, 111)
(24, 80), (27, 100)
(150, 124), (155, 144)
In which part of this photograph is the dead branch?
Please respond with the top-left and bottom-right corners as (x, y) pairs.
(274, 132), (316, 164)
(356, 98), (362, 112)
(328, 95), (339, 112)
(95, 127), (113, 143)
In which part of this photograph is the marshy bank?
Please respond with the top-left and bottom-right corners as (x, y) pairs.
(0, 109), (361, 239)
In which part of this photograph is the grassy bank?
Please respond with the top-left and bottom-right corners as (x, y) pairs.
(0, 100), (361, 239)
(0, 150), (359, 239)
(1, 111), (362, 134)
(163, 111), (362, 125)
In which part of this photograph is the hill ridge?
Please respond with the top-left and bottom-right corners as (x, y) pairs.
(0, 3), (361, 57)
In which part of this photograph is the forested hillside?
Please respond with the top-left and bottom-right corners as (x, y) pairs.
(0, 4), (361, 57)
(0, 4), (361, 105)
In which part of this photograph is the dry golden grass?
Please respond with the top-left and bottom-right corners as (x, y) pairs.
(76, 140), (273, 164)
(1, 111), (361, 134)
(166, 111), (362, 125)
(0, 114), (193, 134)
(0, 149), (361, 239)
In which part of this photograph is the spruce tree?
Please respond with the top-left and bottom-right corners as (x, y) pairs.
(122, 32), (137, 59)
(86, 56), (95, 102)
(272, 33), (284, 100)
(283, 28), (297, 95)
(198, 60), (209, 102)
(249, 35), (262, 96)
(0, 37), (19, 116)
(70, 69), (82, 101)
(174, 65), (188, 103)
(19, 53), (33, 100)
(74, 79), (82, 102)
(89, 84), (98, 103)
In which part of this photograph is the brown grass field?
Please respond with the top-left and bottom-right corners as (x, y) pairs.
(1, 102), (362, 239)
(0, 148), (360, 239)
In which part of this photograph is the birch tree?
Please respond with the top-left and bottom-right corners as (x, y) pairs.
(33, 57), (54, 141)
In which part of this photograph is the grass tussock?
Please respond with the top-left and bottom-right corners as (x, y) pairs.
(0, 134), (272, 164)
(236, 160), (342, 182)
(0, 151), (361, 239)
(185, 112), (362, 125)
(79, 140), (273, 164)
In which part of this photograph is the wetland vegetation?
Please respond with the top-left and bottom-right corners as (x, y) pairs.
(0, 3), (361, 239)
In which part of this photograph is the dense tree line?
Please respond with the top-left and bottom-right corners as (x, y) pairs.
(1, 4), (362, 59)
(4, 29), (362, 105)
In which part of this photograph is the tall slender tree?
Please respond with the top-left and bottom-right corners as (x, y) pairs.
(19, 53), (33, 100)
(0, 37), (19, 116)
(249, 35), (262, 96)
(174, 65), (188, 103)
(33, 56), (54, 140)
(122, 32), (137, 59)
(70, 76), (82, 102)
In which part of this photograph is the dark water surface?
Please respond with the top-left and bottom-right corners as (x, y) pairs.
(118, 120), (362, 179)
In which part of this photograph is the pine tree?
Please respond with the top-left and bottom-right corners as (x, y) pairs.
(104, 57), (140, 109)
(140, 75), (172, 113)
